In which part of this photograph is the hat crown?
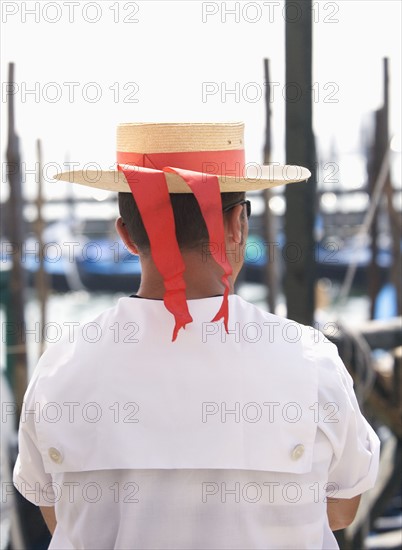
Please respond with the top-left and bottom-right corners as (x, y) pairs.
(117, 122), (244, 154)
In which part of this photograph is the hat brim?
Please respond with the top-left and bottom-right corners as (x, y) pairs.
(53, 164), (311, 193)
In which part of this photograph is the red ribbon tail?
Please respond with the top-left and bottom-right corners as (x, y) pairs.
(170, 305), (193, 341)
(118, 164), (193, 342)
(172, 317), (190, 342)
(164, 287), (193, 342)
(211, 286), (229, 333)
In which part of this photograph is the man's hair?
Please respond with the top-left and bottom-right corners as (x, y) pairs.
(118, 191), (245, 254)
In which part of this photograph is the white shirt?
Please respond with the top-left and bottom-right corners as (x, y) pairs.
(14, 295), (380, 549)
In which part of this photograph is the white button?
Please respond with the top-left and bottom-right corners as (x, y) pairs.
(291, 444), (305, 460)
(48, 447), (63, 464)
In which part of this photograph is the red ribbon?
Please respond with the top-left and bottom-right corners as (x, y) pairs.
(165, 167), (232, 332)
(117, 149), (245, 176)
(118, 164), (193, 341)
(118, 159), (233, 340)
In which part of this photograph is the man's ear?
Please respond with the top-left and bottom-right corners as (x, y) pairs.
(224, 205), (244, 245)
(115, 217), (139, 255)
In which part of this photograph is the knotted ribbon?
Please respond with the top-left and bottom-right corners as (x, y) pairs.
(118, 164), (193, 341)
(118, 156), (234, 341)
(117, 149), (244, 174)
(165, 167), (233, 332)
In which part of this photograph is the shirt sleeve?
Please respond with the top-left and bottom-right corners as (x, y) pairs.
(314, 335), (380, 500)
(13, 365), (56, 507)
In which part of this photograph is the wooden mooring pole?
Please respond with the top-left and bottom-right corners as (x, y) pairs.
(368, 59), (390, 319)
(35, 139), (49, 356)
(262, 58), (278, 313)
(381, 59), (402, 316)
(284, 0), (317, 325)
(5, 62), (28, 418)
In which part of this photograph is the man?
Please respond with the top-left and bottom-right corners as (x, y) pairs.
(14, 122), (379, 549)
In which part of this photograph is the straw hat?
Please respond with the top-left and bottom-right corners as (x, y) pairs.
(54, 122), (310, 191)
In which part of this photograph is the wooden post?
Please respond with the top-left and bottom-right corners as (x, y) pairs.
(368, 59), (389, 318)
(262, 58), (277, 313)
(284, 0), (317, 325)
(367, 110), (383, 319)
(381, 59), (402, 316)
(5, 62), (28, 417)
(35, 139), (49, 356)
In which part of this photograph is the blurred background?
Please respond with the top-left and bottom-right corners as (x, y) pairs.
(1, 1), (401, 548)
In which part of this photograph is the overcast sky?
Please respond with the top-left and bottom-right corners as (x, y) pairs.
(1, 0), (401, 204)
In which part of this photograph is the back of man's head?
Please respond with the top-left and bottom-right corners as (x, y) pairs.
(118, 191), (246, 255)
